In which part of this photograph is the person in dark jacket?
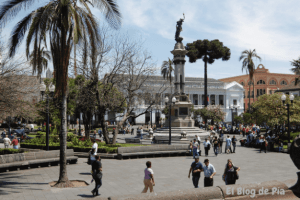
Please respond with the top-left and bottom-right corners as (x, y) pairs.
(223, 160), (240, 185)
(91, 155), (102, 196)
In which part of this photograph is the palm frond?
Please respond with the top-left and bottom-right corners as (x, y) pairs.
(0, 0), (35, 28)
(92, 0), (121, 29)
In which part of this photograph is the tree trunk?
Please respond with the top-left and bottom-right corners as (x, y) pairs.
(83, 111), (92, 139)
(253, 82), (254, 104)
(112, 112), (128, 145)
(249, 83), (251, 113)
(55, 92), (73, 187)
(100, 115), (109, 144)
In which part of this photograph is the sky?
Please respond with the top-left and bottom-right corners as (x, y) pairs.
(1, 0), (300, 80)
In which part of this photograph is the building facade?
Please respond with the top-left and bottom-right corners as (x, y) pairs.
(107, 76), (244, 125)
(219, 65), (297, 111)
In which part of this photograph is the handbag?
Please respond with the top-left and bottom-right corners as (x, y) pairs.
(234, 168), (239, 180)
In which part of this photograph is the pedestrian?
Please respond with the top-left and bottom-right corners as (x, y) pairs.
(11, 137), (19, 149)
(188, 156), (203, 188)
(92, 139), (98, 155)
(142, 161), (155, 193)
(131, 127), (134, 135)
(223, 160), (240, 185)
(91, 155), (102, 196)
(203, 138), (211, 156)
(3, 135), (11, 149)
(260, 136), (267, 153)
(93, 130), (97, 139)
(225, 135), (232, 153)
(30, 124), (34, 132)
(218, 136), (223, 154)
(242, 126), (245, 137)
(192, 139), (199, 158)
(232, 135), (237, 153)
(196, 135), (201, 156)
(212, 137), (219, 156)
(98, 129), (102, 138)
(203, 159), (216, 187)
(189, 141), (193, 155)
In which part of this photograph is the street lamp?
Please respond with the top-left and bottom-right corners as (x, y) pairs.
(150, 100), (153, 128)
(164, 96), (176, 145)
(281, 93), (294, 147)
(230, 106), (238, 134)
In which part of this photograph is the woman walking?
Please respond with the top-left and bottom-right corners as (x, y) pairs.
(223, 160), (240, 185)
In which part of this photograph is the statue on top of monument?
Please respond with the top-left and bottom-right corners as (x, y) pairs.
(175, 13), (185, 43)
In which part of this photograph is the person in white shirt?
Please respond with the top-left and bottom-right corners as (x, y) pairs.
(226, 135), (232, 153)
(203, 159), (216, 187)
(203, 138), (211, 156)
(196, 135), (201, 155)
(192, 139), (199, 158)
(3, 135), (11, 149)
(92, 140), (98, 155)
(142, 161), (155, 193)
(30, 124), (34, 132)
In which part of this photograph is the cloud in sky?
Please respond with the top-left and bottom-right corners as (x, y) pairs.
(1, 0), (299, 79)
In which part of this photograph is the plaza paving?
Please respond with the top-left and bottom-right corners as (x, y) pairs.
(0, 135), (298, 200)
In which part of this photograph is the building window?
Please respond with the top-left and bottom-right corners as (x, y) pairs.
(257, 89), (266, 97)
(219, 95), (224, 105)
(241, 82), (244, 86)
(243, 92), (245, 98)
(257, 80), (265, 85)
(269, 80), (277, 85)
(233, 99), (237, 106)
(280, 80), (287, 85)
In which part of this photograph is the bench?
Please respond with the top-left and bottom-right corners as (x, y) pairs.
(117, 144), (189, 160)
(0, 149), (78, 172)
(125, 138), (141, 143)
(153, 136), (182, 144)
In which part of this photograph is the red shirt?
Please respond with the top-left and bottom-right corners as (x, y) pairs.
(12, 139), (18, 146)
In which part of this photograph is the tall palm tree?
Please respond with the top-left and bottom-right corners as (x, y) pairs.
(29, 47), (51, 83)
(0, 0), (121, 187)
(290, 57), (300, 85)
(239, 49), (261, 112)
(161, 58), (174, 86)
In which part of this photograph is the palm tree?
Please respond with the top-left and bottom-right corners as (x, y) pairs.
(290, 57), (300, 85)
(161, 58), (174, 86)
(0, 0), (121, 187)
(29, 47), (51, 83)
(239, 49), (261, 112)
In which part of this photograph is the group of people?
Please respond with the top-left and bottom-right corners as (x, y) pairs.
(189, 157), (240, 188)
(1, 129), (19, 149)
(189, 134), (237, 157)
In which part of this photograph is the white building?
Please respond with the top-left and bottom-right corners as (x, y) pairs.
(107, 76), (244, 125)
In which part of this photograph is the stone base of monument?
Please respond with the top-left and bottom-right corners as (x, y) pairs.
(154, 127), (209, 141)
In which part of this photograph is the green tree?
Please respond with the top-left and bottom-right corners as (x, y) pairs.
(29, 47), (51, 83)
(186, 39), (230, 108)
(239, 49), (261, 112)
(194, 106), (225, 125)
(0, 0), (121, 187)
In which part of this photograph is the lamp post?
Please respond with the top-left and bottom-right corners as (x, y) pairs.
(281, 93), (294, 146)
(164, 96), (176, 145)
(150, 101), (153, 128)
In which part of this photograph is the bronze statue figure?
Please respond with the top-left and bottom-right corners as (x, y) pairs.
(175, 13), (185, 43)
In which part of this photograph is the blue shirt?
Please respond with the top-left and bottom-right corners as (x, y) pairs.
(226, 138), (231, 146)
(98, 129), (102, 134)
(191, 161), (203, 177)
(203, 164), (216, 177)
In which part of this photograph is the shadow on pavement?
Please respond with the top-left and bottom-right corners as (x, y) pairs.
(0, 180), (47, 195)
(78, 194), (100, 198)
(79, 173), (92, 175)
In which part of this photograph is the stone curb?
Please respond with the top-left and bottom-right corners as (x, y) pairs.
(85, 179), (297, 200)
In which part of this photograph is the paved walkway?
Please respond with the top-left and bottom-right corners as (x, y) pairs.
(0, 135), (298, 200)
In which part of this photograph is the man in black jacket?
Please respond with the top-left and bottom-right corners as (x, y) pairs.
(91, 155), (102, 196)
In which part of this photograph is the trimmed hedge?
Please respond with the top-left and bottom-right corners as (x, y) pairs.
(0, 149), (26, 155)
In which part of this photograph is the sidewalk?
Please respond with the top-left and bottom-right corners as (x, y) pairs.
(0, 138), (298, 200)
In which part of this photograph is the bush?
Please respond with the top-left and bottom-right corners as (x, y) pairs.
(67, 132), (75, 141)
(0, 149), (25, 155)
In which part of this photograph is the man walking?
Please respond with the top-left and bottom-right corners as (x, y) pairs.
(203, 159), (216, 187)
(91, 155), (102, 196)
(195, 135), (201, 156)
(232, 136), (237, 153)
(203, 138), (211, 156)
(218, 136), (223, 154)
(188, 156), (203, 188)
(3, 135), (10, 149)
(213, 137), (219, 156)
(226, 135), (232, 153)
(192, 139), (199, 158)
